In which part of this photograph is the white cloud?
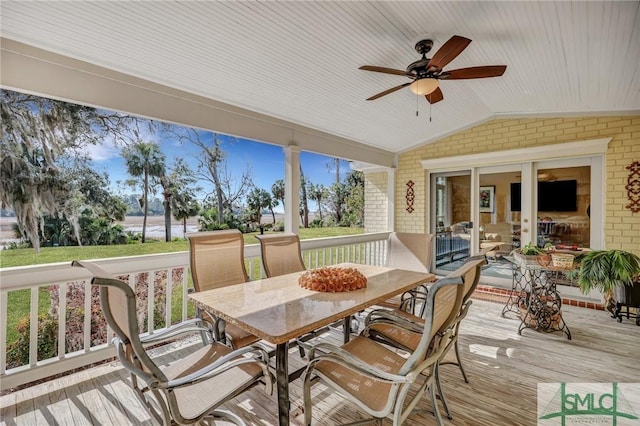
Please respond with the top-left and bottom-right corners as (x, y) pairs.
(81, 140), (120, 162)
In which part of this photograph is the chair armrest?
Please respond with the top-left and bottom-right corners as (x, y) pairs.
(411, 329), (454, 377)
(399, 285), (430, 314)
(139, 318), (212, 344)
(160, 344), (271, 390)
(114, 339), (158, 387)
(306, 343), (410, 384)
(363, 310), (424, 334)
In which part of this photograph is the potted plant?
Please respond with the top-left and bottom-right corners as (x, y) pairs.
(572, 249), (640, 314)
(511, 242), (545, 267)
(574, 249), (640, 293)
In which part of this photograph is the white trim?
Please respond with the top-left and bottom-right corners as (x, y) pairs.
(420, 138), (611, 170)
(350, 162), (392, 174)
(387, 168), (395, 231)
(284, 146), (300, 233)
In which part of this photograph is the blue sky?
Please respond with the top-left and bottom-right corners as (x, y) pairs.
(87, 125), (350, 211)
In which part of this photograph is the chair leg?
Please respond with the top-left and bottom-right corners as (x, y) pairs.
(303, 370), (314, 426)
(434, 364), (452, 420)
(429, 380), (445, 426)
(454, 339), (469, 383)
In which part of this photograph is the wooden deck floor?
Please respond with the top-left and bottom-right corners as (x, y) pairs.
(1, 298), (638, 425)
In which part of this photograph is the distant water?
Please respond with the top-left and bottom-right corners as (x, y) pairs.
(123, 224), (199, 239)
(0, 216), (200, 246)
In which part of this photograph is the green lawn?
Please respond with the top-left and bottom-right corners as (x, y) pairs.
(1, 227), (364, 346)
(1, 227), (364, 268)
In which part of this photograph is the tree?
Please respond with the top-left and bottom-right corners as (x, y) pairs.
(329, 182), (348, 225)
(300, 165), (309, 228)
(325, 157), (348, 225)
(266, 193), (278, 224)
(1, 89), (148, 251)
(122, 142), (166, 243)
(173, 192), (200, 234)
(307, 183), (328, 223)
(169, 129), (252, 226)
(343, 171), (365, 227)
(245, 187), (272, 232)
(272, 179), (285, 210)
(159, 158), (200, 241)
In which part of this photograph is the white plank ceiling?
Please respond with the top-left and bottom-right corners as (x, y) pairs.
(1, 1), (639, 154)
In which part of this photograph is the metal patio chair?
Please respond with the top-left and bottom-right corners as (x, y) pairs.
(187, 230), (260, 349)
(302, 275), (464, 426)
(255, 233), (306, 278)
(72, 260), (273, 426)
(362, 257), (486, 420)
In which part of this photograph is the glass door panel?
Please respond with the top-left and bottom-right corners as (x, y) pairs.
(432, 171), (471, 272)
(478, 170), (521, 258)
(535, 165), (591, 249)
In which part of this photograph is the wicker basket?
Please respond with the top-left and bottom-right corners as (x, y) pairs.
(551, 253), (574, 268)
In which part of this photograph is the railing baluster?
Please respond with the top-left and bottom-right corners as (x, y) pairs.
(58, 284), (66, 359)
(147, 270), (154, 334)
(84, 280), (91, 351)
(165, 268), (173, 327)
(29, 287), (38, 366)
(181, 269), (188, 322)
(0, 288), (7, 374)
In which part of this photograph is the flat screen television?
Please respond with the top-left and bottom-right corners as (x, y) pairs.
(510, 180), (577, 212)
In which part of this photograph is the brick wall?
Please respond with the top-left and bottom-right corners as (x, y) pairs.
(395, 115), (640, 255)
(363, 172), (388, 233)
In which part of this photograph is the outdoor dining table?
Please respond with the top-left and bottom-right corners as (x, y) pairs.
(189, 262), (435, 426)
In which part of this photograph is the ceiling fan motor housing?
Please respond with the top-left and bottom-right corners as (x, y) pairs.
(414, 39), (433, 55)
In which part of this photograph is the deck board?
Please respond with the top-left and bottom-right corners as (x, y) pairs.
(1, 299), (638, 425)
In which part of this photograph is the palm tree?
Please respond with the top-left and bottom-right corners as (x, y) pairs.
(272, 179), (285, 211)
(307, 183), (328, 223)
(122, 142), (165, 243)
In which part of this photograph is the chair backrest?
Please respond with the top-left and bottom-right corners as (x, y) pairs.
(399, 276), (463, 375)
(255, 233), (305, 277)
(446, 257), (485, 306)
(187, 230), (249, 291)
(71, 261), (166, 380)
(385, 232), (434, 273)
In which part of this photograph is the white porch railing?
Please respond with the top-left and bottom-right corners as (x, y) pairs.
(0, 232), (389, 391)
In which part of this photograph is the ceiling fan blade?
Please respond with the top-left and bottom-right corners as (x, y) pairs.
(359, 65), (412, 77)
(366, 82), (411, 101)
(426, 35), (471, 71)
(425, 87), (444, 104)
(440, 65), (507, 80)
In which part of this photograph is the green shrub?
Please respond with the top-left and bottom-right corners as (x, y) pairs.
(6, 315), (58, 369)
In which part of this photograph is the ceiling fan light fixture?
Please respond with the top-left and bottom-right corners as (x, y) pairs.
(409, 78), (438, 95)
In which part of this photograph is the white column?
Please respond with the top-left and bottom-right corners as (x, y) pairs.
(284, 146), (301, 234)
(387, 168), (395, 231)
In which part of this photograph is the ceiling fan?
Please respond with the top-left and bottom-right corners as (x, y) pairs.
(360, 35), (507, 104)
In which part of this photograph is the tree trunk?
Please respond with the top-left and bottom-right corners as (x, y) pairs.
(142, 172), (148, 243)
(212, 169), (224, 223)
(300, 165), (309, 228)
(163, 197), (172, 242)
(183, 218), (187, 234)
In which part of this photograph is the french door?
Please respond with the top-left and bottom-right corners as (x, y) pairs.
(430, 156), (602, 278)
(431, 171), (473, 272)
